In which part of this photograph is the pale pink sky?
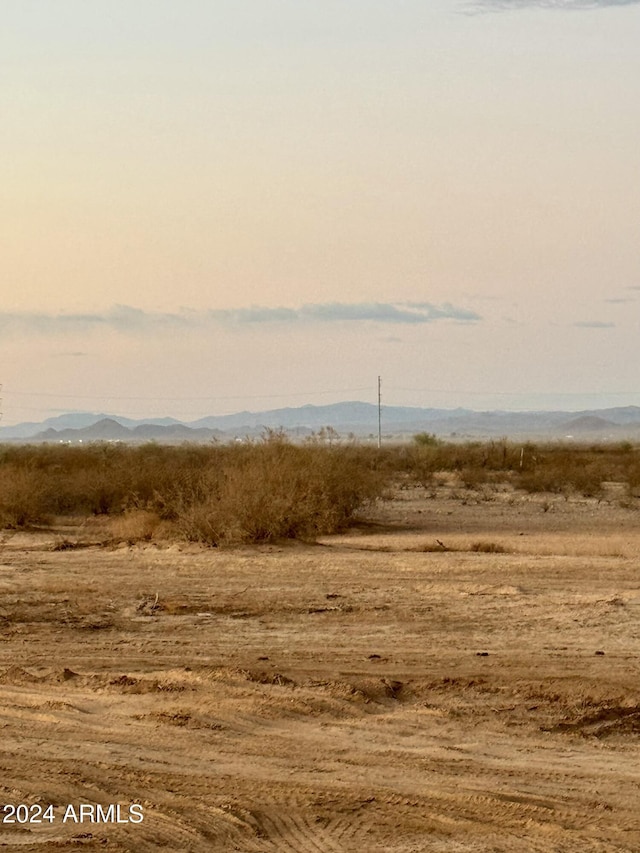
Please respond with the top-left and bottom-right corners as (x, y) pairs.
(2, 0), (640, 424)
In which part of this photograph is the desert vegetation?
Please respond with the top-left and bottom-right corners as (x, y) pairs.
(0, 436), (638, 543)
(401, 436), (640, 499)
(0, 436), (386, 543)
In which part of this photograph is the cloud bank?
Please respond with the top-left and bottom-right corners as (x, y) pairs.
(0, 301), (480, 338)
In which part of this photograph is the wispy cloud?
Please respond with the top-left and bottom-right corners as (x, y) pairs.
(464, 0), (640, 12)
(403, 301), (481, 321)
(604, 297), (634, 304)
(209, 301), (479, 325)
(574, 320), (616, 328)
(0, 305), (190, 337)
(0, 301), (480, 338)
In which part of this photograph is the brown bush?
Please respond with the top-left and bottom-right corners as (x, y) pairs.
(470, 541), (507, 553)
(402, 437), (640, 500)
(0, 466), (51, 527)
(1, 437), (638, 540)
(0, 439), (386, 544)
(175, 439), (385, 545)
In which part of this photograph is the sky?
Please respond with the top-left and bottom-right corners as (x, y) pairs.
(2, 0), (640, 425)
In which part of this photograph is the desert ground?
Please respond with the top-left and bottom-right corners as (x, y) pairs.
(1, 481), (640, 851)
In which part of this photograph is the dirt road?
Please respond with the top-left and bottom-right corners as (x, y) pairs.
(1, 485), (640, 851)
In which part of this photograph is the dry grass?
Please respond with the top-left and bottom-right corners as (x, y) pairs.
(1, 437), (638, 544)
(0, 438), (386, 544)
(401, 438), (640, 500)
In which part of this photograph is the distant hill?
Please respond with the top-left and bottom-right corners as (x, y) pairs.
(185, 401), (470, 432)
(29, 418), (224, 444)
(0, 412), (183, 440)
(185, 403), (640, 437)
(559, 415), (619, 434)
(1, 403), (640, 443)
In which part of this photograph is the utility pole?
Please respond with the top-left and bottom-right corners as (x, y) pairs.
(377, 376), (381, 448)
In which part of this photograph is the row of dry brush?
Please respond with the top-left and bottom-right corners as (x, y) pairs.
(404, 436), (640, 498)
(0, 438), (387, 544)
(0, 437), (638, 543)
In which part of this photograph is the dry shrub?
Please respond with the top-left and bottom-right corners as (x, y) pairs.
(402, 437), (639, 500)
(625, 458), (640, 497)
(516, 465), (570, 496)
(404, 439), (519, 490)
(0, 439), (386, 544)
(516, 449), (620, 499)
(0, 466), (51, 527)
(470, 541), (506, 553)
(109, 510), (162, 544)
(404, 446), (440, 489)
(459, 466), (491, 489)
(2, 437), (639, 539)
(175, 439), (384, 545)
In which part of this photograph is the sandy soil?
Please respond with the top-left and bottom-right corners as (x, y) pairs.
(2, 483), (640, 851)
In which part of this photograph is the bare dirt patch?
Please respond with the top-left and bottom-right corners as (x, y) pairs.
(1, 484), (640, 850)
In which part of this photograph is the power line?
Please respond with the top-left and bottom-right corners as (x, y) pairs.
(7, 384), (638, 404)
(4, 386), (372, 403)
(393, 386), (640, 398)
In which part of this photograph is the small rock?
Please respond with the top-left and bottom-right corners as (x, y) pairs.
(62, 667), (79, 680)
(382, 678), (403, 696)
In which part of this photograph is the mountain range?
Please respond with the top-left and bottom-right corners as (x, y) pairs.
(2, 402), (640, 443)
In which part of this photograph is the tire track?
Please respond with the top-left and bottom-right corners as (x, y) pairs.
(252, 806), (352, 853)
